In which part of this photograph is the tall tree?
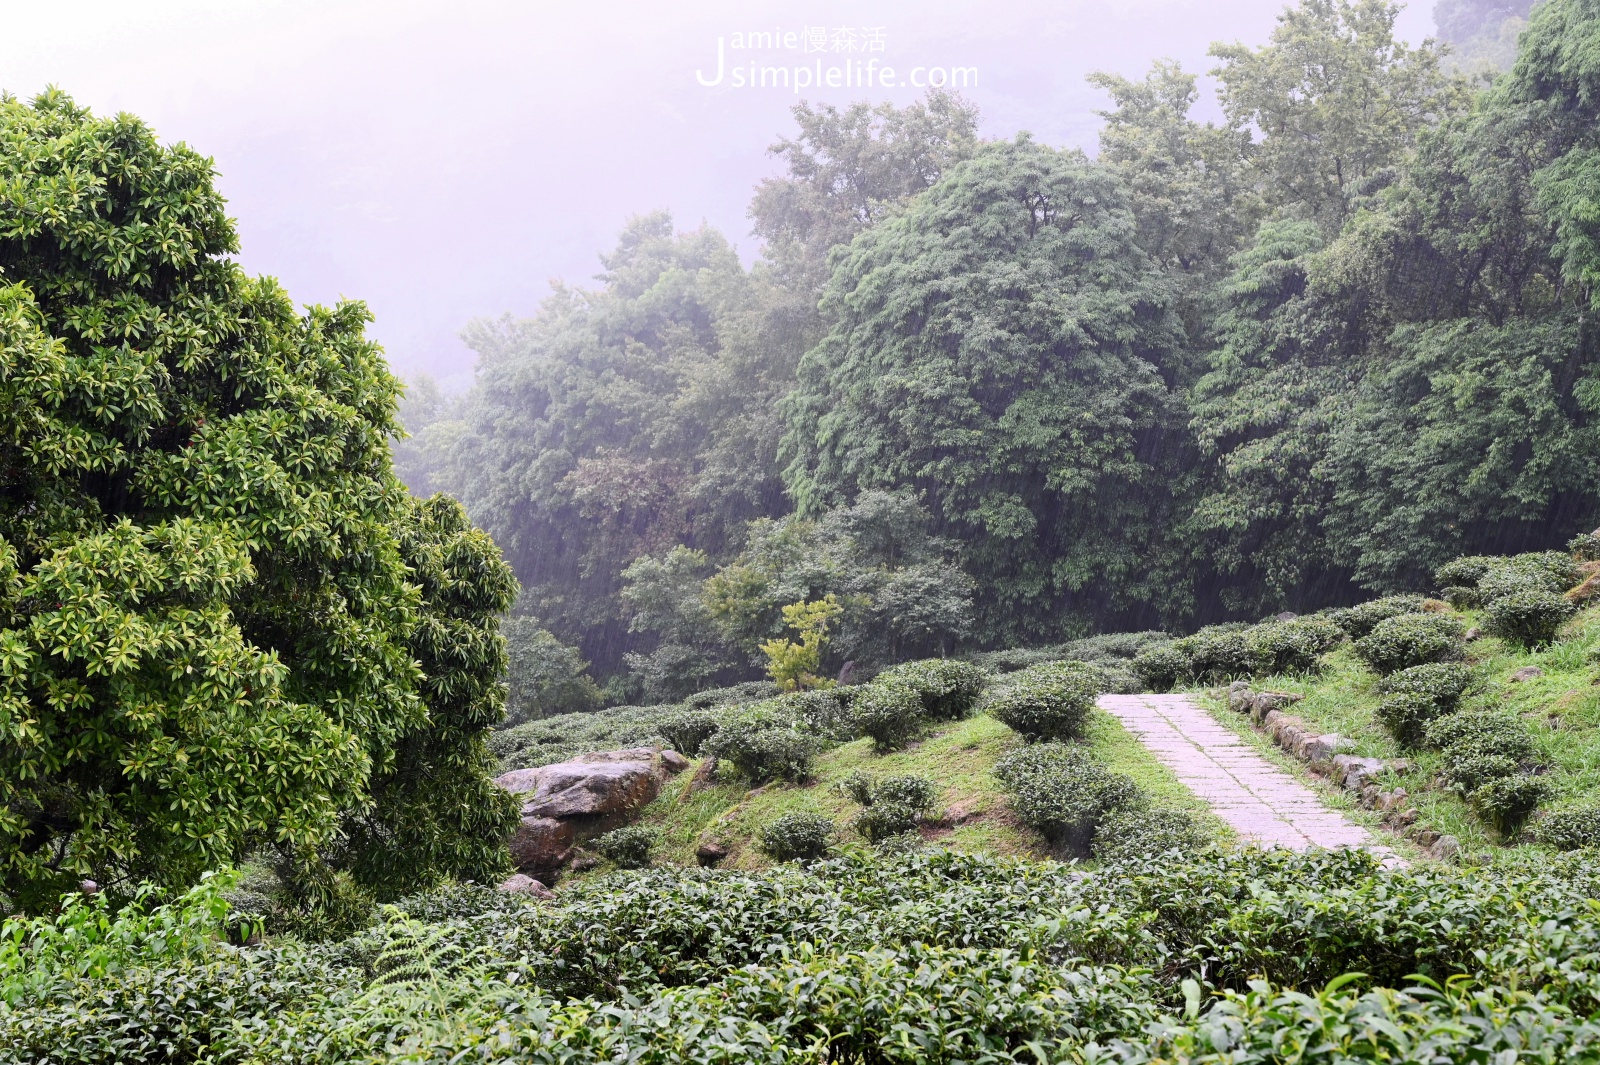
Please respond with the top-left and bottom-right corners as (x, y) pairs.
(781, 136), (1188, 644)
(0, 92), (516, 914)
(1211, 0), (1468, 237)
(750, 90), (980, 301)
(433, 215), (780, 675)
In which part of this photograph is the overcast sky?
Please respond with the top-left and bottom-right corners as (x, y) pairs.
(1, 0), (1435, 388)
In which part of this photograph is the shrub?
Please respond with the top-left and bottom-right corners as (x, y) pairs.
(837, 770), (876, 806)
(854, 804), (924, 843)
(758, 813), (835, 862)
(1468, 775), (1549, 837)
(775, 687), (860, 740)
(1482, 588), (1575, 647)
(986, 662), (1101, 742)
(1244, 616), (1346, 675)
(840, 773), (939, 842)
(963, 647), (1064, 673)
(1131, 644), (1191, 693)
(875, 659), (988, 720)
(1352, 613), (1465, 674)
(593, 825), (657, 868)
(1375, 693), (1450, 750)
(1426, 711), (1536, 764)
(1429, 710), (1540, 823)
(1377, 662), (1479, 707)
(702, 717), (821, 783)
(1174, 626), (1265, 682)
(683, 682), (781, 711)
(1571, 531), (1600, 563)
(851, 681), (926, 752)
(1091, 807), (1207, 863)
(1435, 555), (1498, 590)
(1374, 663), (1479, 747)
(994, 743), (1144, 855)
(1324, 595), (1426, 639)
(1532, 805), (1600, 851)
(655, 708), (721, 756)
(1441, 585), (1482, 610)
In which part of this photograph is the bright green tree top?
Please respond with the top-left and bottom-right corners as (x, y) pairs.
(0, 91), (516, 914)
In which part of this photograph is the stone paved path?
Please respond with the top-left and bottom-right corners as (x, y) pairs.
(1099, 693), (1387, 853)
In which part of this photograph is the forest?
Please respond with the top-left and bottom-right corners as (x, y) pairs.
(8, 0), (1600, 1062)
(398, 0), (1600, 714)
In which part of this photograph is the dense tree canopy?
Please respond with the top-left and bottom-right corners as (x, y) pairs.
(781, 136), (1187, 643)
(414, 0), (1600, 693)
(0, 92), (516, 914)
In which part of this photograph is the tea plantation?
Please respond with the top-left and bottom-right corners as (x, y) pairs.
(7, 542), (1600, 1062)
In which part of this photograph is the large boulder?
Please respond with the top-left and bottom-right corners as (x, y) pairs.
(498, 747), (673, 819)
(495, 747), (688, 879)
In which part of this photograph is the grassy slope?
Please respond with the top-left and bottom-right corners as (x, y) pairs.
(592, 707), (1232, 877)
(1191, 602), (1600, 860)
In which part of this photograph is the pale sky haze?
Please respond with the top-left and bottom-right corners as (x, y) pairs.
(0, 0), (1437, 387)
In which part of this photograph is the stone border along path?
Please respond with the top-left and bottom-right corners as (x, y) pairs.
(1098, 693), (1401, 862)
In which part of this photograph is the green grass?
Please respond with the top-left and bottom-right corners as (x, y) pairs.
(605, 707), (1233, 877)
(1189, 603), (1600, 861)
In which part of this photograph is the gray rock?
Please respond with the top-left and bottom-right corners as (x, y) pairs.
(1303, 733), (1346, 765)
(1333, 754), (1388, 791)
(1510, 667), (1545, 682)
(1227, 680), (1252, 714)
(498, 873), (554, 899)
(696, 841), (728, 867)
(1251, 690), (1304, 724)
(496, 748), (671, 820)
(1426, 835), (1461, 862)
(506, 816), (577, 875)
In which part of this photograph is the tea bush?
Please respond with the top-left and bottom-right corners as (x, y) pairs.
(1373, 663), (1479, 747)
(1130, 643), (1192, 692)
(1425, 710), (1544, 835)
(994, 743), (1143, 855)
(875, 659), (988, 720)
(490, 702), (685, 771)
(682, 681), (782, 710)
(843, 774), (939, 843)
(1483, 587), (1576, 647)
(701, 715), (821, 783)
(1173, 626), (1264, 682)
(1469, 774), (1550, 836)
(1243, 615), (1346, 675)
(986, 662), (1102, 741)
(1131, 617), (1342, 692)
(592, 825), (657, 868)
(758, 812), (836, 862)
(653, 707), (721, 756)
(1091, 807), (1207, 864)
(850, 680), (926, 752)
(1324, 594), (1427, 639)
(21, 846), (1600, 1063)
(778, 687), (862, 740)
(1572, 531), (1600, 563)
(1352, 613), (1465, 674)
(1533, 805), (1600, 851)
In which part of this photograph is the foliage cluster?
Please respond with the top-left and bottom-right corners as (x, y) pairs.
(590, 826), (657, 869)
(757, 812), (836, 862)
(0, 92), (518, 918)
(1132, 615), (1346, 691)
(837, 772), (939, 844)
(985, 662), (1104, 742)
(30, 842), (1600, 1062)
(1350, 612), (1466, 674)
